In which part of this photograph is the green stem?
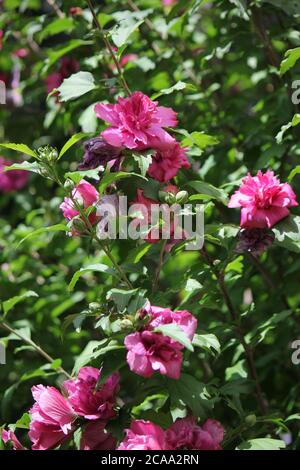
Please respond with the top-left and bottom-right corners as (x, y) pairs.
(201, 247), (268, 416)
(153, 239), (168, 293)
(0, 321), (72, 379)
(86, 0), (131, 96)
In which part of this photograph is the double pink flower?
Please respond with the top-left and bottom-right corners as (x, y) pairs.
(125, 304), (197, 379)
(95, 91), (189, 183)
(118, 417), (224, 450)
(24, 367), (119, 450)
(229, 170), (298, 229)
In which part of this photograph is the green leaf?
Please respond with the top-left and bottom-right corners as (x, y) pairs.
(126, 243), (152, 264)
(39, 18), (74, 41)
(68, 264), (117, 291)
(181, 131), (219, 150)
(98, 171), (146, 195)
(151, 81), (196, 100)
(0, 143), (37, 158)
(154, 323), (194, 351)
(59, 133), (87, 159)
(192, 333), (221, 355)
(236, 438), (286, 450)
(43, 40), (92, 74)
(272, 215), (300, 253)
(2, 291), (38, 317)
(17, 224), (68, 247)
(72, 339), (124, 374)
(288, 165), (300, 182)
(188, 180), (228, 204)
(65, 166), (104, 184)
(133, 150), (153, 176)
(57, 72), (97, 102)
(111, 9), (152, 47)
(276, 114), (300, 143)
(280, 47), (300, 75)
(107, 288), (147, 313)
(167, 373), (215, 417)
(4, 161), (41, 174)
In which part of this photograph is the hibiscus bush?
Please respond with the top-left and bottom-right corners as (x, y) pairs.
(1, 0), (300, 452)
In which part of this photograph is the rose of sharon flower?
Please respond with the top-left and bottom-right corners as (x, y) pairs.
(228, 170), (298, 228)
(118, 420), (169, 450)
(125, 305), (197, 379)
(28, 385), (76, 450)
(80, 422), (116, 450)
(63, 366), (119, 420)
(125, 330), (183, 379)
(146, 305), (197, 341)
(60, 179), (99, 231)
(166, 417), (224, 450)
(0, 157), (29, 193)
(95, 91), (177, 150)
(148, 142), (190, 183)
(1, 430), (25, 450)
(79, 137), (122, 172)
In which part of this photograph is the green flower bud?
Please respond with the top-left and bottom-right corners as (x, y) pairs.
(245, 414), (256, 427)
(37, 145), (58, 163)
(64, 178), (75, 192)
(89, 302), (101, 312)
(175, 190), (189, 204)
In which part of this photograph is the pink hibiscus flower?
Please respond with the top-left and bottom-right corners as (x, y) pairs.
(146, 305), (198, 341)
(28, 385), (76, 450)
(63, 367), (119, 420)
(148, 142), (190, 183)
(1, 430), (26, 450)
(125, 330), (183, 379)
(80, 421), (116, 450)
(118, 420), (169, 450)
(94, 91), (177, 150)
(60, 179), (99, 233)
(228, 170), (298, 228)
(166, 417), (224, 450)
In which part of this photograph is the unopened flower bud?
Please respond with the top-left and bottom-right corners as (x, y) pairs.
(120, 318), (133, 329)
(175, 190), (189, 204)
(37, 145), (58, 163)
(72, 218), (88, 234)
(89, 302), (101, 312)
(64, 178), (75, 192)
(245, 414), (256, 427)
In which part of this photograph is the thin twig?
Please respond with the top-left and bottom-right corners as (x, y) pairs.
(201, 247), (268, 416)
(46, 0), (64, 18)
(86, 0), (131, 96)
(0, 321), (72, 379)
(153, 239), (168, 293)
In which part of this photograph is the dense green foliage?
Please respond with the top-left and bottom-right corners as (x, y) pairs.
(1, 0), (300, 451)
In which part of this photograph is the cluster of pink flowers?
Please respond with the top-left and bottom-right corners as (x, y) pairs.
(2, 367), (119, 450)
(0, 157), (29, 193)
(118, 417), (224, 450)
(229, 170), (298, 229)
(95, 91), (190, 183)
(125, 304), (197, 379)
